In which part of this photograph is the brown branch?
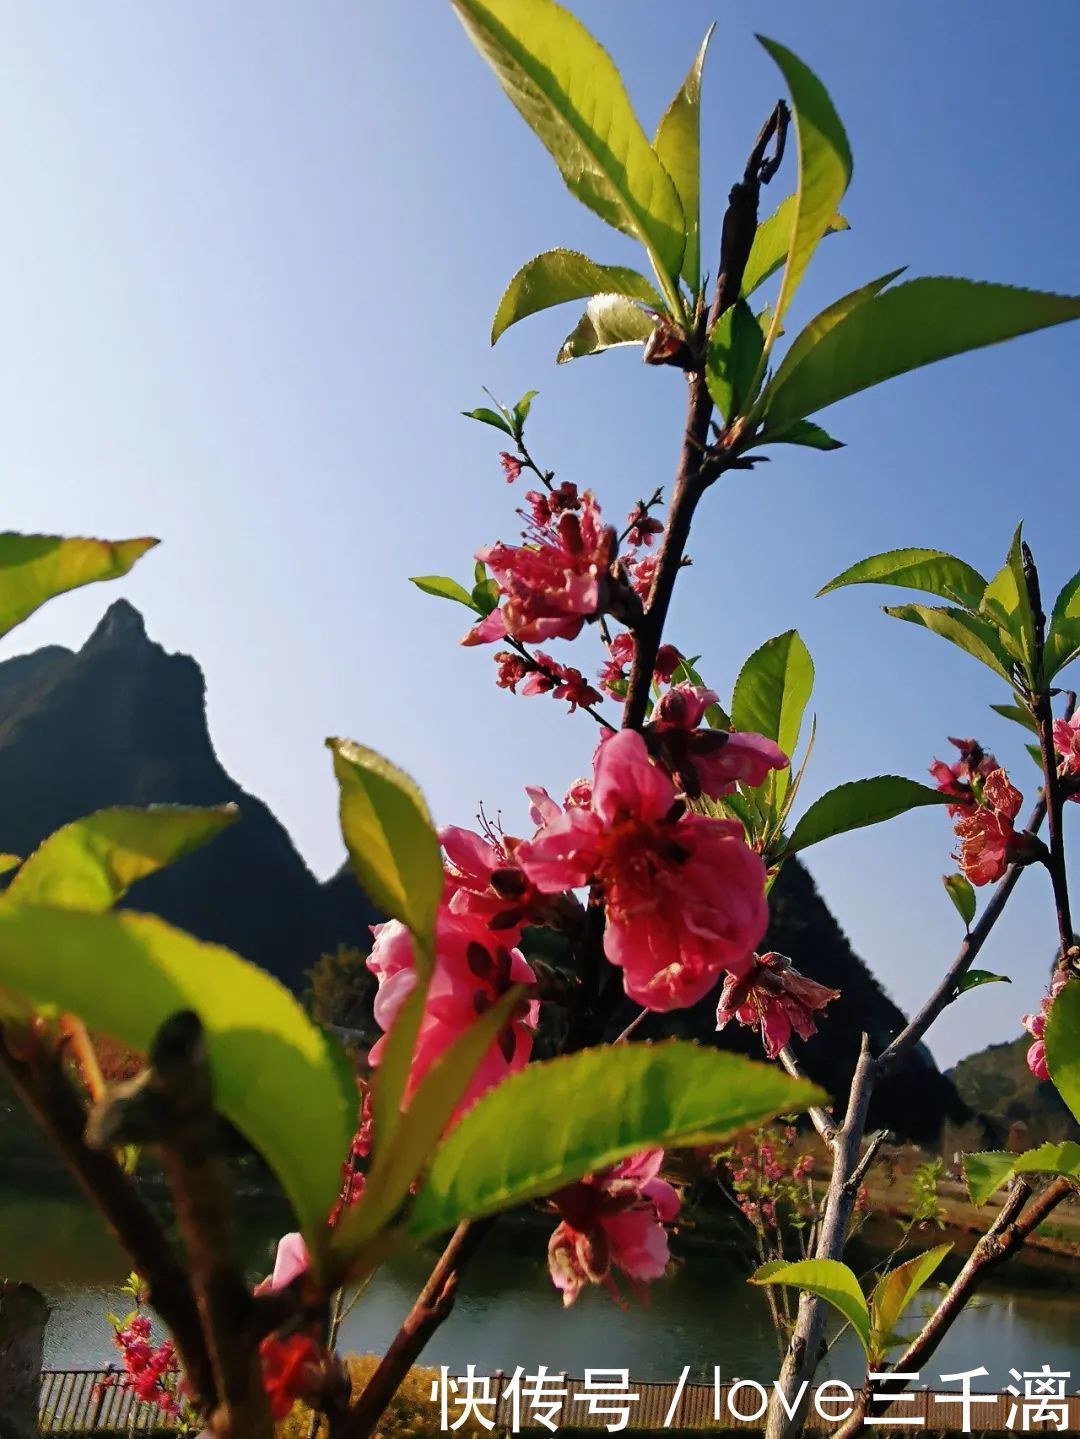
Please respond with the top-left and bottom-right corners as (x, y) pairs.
(90, 1012), (271, 1439)
(0, 1027), (217, 1413)
(832, 1176), (1076, 1439)
(778, 1046), (838, 1147)
(622, 103), (788, 733)
(331, 1220), (493, 1439)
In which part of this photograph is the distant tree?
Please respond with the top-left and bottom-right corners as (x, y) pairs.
(304, 945), (375, 1033)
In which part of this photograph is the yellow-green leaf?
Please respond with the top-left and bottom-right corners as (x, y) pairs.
(741, 196), (848, 300)
(818, 548), (987, 608)
(869, 1245), (952, 1359)
(751, 1257), (870, 1356)
(0, 904), (355, 1251)
(492, 249), (662, 344)
(328, 739), (442, 962)
(557, 294), (655, 363)
(0, 534), (157, 641)
(654, 26), (712, 293)
(452, 0), (685, 304)
(882, 604), (1015, 685)
(7, 806), (237, 912)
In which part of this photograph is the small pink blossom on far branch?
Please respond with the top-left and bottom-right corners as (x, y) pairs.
(1053, 711), (1080, 797)
(520, 653), (602, 712)
(478, 490), (615, 644)
(653, 644), (682, 684)
(547, 1149), (680, 1307)
(367, 910), (538, 1118)
(952, 767), (1026, 886)
(599, 631), (635, 699)
(1022, 972), (1069, 1081)
(517, 729), (769, 1011)
(627, 553), (659, 601)
(625, 504), (663, 549)
(493, 651), (530, 692)
(499, 451), (523, 483)
(716, 951), (839, 1059)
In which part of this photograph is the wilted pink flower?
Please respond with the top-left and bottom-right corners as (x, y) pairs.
(478, 491), (616, 643)
(716, 951), (839, 1059)
(493, 650), (530, 692)
(521, 653), (602, 712)
(518, 730), (768, 1010)
(547, 1149), (679, 1306)
(367, 911), (538, 1117)
(499, 452), (523, 483)
(650, 685), (788, 800)
(653, 644), (682, 683)
(952, 768), (1024, 886)
(930, 737), (997, 815)
(627, 553), (659, 601)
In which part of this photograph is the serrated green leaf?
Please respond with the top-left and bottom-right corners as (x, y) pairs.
(328, 740), (442, 961)
(1045, 568), (1080, 681)
(869, 1245), (952, 1360)
(766, 278), (1080, 429)
(990, 702), (1038, 735)
(979, 526), (1035, 679)
(654, 26), (712, 292)
(751, 1258), (870, 1356)
(741, 196), (849, 300)
(942, 873), (976, 929)
(7, 806), (237, 912)
(706, 301), (765, 421)
(785, 776), (951, 856)
(964, 1150), (1020, 1206)
(817, 549), (988, 608)
(462, 406), (515, 437)
(756, 38), (852, 347)
(1014, 1141), (1080, 1182)
(0, 534), (157, 641)
(410, 575), (480, 613)
(0, 904), (355, 1251)
(558, 294), (655, 362)
(883, 604), (1015, 684)
(409, 1043), (823, 1238)
(760, 419), (843, 451)
(730, 631), (813, 812)
(453, 0), (685, 303)
(512, 389), (538, 431)
(957, 969), (1010, 993)
(1046, 981), (1080, 1126)
(491, 251), (662, 344)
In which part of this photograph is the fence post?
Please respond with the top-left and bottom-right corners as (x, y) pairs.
(0, 1280), (49, 1439)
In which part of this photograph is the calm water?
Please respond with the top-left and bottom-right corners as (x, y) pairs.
(4, 1183), (1079, 1390)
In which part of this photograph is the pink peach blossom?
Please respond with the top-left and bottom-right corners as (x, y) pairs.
(952, 768), (1024, 886)
(367, 911), (538, 1117)
(716, 951), (839, 1059)
(1053, 712), (1080, 796)
(651, 685), (788, 800)
(547, 1149), (680, 1306)
(518, 730), (768, 1010)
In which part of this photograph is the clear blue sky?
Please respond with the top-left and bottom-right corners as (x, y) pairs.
(3, 2), (1078, 1068)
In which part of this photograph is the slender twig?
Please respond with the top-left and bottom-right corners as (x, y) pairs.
(0, 1028), (217, 1413)
(832, 1176), (1076, 1439)
(504, 637), (616, 732)
(777, 1046), (838, 1148)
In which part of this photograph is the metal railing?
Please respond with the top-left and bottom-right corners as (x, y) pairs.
(39, 1369), (178, 1433)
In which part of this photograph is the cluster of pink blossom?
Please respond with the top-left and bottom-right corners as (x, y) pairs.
(931, 739), (1036, 886)
(494, 648), (602, 712)
(95, 1313), (186, 1419)
(1022, 972), (1069, 1081)
(721, 1124), (817, 1243)
(547, 1148), (680, 1306)
(716, 952), (839, 1059)
(1054, 711), (1080, 797)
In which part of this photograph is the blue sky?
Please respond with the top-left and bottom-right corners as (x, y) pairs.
(3, 2), (1079, 1067)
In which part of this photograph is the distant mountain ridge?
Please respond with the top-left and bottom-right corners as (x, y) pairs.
(0, 601), (964, 1140)
(0, 599), (376, 987)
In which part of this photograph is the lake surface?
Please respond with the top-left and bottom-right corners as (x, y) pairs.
(5, 1182), (1079, 1391)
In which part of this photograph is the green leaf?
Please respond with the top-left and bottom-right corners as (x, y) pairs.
(654, 26), (712, 292)
(0, 855), (20, 876)
(817, 548), (988, 608)
(328, 740), (442, 961)
(730, 630), (813, 811)
(741, 196), (849, 300)
(765, 278), (1080, 429)
(1014, 1140), (1080, 1182)
(512, 389), (538, 432)
(766, 269), (905, 419)
(761, 419), (843, 451)
(491, 251), (662, 344)
(462, 405), (514, 437)
(409, 1042), (823, 1238)
(785, 776), (951, 856)
(957, 969), (1010, 993)
(452, 0), (685, 302)
(1045, 980), (1080, 1125)
(755, 38), (852, 343)
(0, 534), (157, 641)
(706, 301), (765, 421)
(751, 1258), (870, 1356)
(1044, 568), (1080, 680)
(558, 295), (655, 362)
(410, 575), (480, 613)
(883, 604), (1015, 684)
(869, 1245), (952, 1359)
(979, 526), (1035, 678)
(990, 702), (1038, 735)
(471, 576), (500, 617)
(942, 873), (976, 929)
(0, 904), (355, 1249)
(7, 806), (237, 912)
(963, 1150), (1020, 1206)
(333, 986), (525, 1255)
